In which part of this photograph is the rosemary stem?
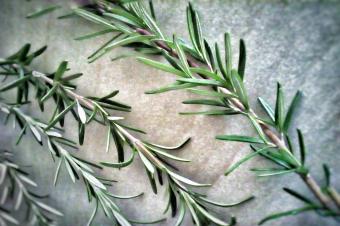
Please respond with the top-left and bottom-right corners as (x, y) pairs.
(115, 124), (165, 169)
(135, 28), (200, 68)
(32, 71), (94, 109)
(33, 71), (166, 170)
(300, 174), (335, 210)
(135, 27), (338, 213)
(328, 187), (340, 209)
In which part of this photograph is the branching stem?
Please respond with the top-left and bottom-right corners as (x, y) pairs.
(33, 70), (163, 168)
(134, 27), (338, 214)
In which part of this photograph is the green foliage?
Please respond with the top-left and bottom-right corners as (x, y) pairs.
(0, 150), (62, 226)
(0, 45), (163, 225)
(1, 43), (253, 225)
(66, 0), (340, 224)
(216, 135), (265, 144)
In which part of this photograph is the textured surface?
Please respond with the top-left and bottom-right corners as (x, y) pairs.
(0, 0), (340, 225)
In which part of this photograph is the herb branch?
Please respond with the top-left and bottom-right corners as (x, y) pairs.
(0, 149), (62, 226)
(30, 57), (252, 226)
(1, 44), (253, 225)
(72, 0), (340, 224)
(0, 44), (162, 226)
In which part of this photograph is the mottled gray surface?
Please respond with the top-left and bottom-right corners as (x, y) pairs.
(0, 0), (339, 225)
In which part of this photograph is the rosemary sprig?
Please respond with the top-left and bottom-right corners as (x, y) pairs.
(72, 0), (340, 223)
(0, 149), (62, 226)
(1, 44), (253, 225)
(30, 58), (251, 226)
(0, 45), (161, 226)
(0, 101), (139, 226)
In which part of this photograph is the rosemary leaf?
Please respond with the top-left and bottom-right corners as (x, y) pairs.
(258, 206), (317, 225)
(104, 35), (154, 52)
(224, 33), (232, 77)
(216, 135), (265, 144)
(283, 91), (302, 133)
(168, 170), (210, 187)
(182, 99), (225, 107)
(258, 97), (275, 123)
(137, 57), (186, 77)
(145, 82), (197, 94)
(108, 192), (143, 200)
(283, 188), (315, 205)
(230, 70), (248, 110)
(0, 76), (30, 92)
(177, 78), (222, 87)
(54, 61), (68, 81)
(180, 109), (239, 116)
(175, 197), (186, 226)
(145, 137), (190, 150)
(251, 168), (296, 177)
(139, 152), (155, 175)
(188, 88), (237, 98)
(274, 83), (284, 131)
(323, 164), (331, 187)
(189, 67), (226, 83)
(26, 5), (60, 19)
(76, 100), (87, 124)
(74, 9), (116, 29)
(74, 29), (114, 41)
(45, 101), (76, 131)
(238, 39), (246, 80)
(297, 129), (306, 165)
(198, 195), (254, 207)
(101, 151), (135, 168)
(225, 147), (270, 175)
(35, 201), (63, 216)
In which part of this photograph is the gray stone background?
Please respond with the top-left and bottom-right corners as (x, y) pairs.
(0, 0), (339, 225)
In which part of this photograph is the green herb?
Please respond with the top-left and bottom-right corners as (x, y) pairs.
(0, 150), (62, 226)
(1, 44), (253, 225)
(73, 1), (340, 224)
(0, 45), (164, 226)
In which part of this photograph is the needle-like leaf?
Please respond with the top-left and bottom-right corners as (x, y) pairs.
(76, 100), (87, 124)
(258, 97), (275, 122)
(101, 151), (135, 168)
(258, 206), (317, 225)
(26, 5), (61, 19)
(54, 61), (68, 81)
(238, 39), (246, 80)
(45, 101), (76, 131)
(168, 170), (210, 187)
(283, 91), (302, 133)
(74, 29), (114, 41)
(225, 147), (270, 175)
(137, 57), (186, 77)
(224, 33), (232, 77)
(230, 70), (248, 110)
(216, 135), (265, 144)
(297, 129), (306, 165)
(275, 83), (284, 131)
(0, 76), (30, 92)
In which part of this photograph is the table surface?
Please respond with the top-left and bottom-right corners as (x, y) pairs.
(0, 0), (339, 225)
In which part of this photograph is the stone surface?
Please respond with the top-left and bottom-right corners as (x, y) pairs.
(0, 0), (339, 225)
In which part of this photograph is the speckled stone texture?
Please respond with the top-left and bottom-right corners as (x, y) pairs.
(0, 0), (339, 225)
